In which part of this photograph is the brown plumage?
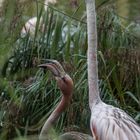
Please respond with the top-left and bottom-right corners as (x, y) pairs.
(38, 60), (93, 140)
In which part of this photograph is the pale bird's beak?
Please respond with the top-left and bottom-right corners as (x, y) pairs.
(38, 59), (66, 78)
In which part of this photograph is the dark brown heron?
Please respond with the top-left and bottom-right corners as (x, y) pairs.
(38, 60), (93, 140)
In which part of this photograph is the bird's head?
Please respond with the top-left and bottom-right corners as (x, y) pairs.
(38, 60), (73, 96)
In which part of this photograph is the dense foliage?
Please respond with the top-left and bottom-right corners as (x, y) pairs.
(0, 0), (140, 139)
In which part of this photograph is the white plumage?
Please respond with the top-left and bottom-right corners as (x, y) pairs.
(21, 17), (43, 37)
(90, 101), (140, 140)
(21, 0), (57, 37)
(86, 0), (140, 139)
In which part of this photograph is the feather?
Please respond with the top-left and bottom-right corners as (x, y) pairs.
(90, 102), (140, 140)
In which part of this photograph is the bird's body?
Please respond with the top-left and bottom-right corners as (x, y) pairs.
(86, 0), (140, 139)
(90, 101), (140, 140)
(21, 17), (43, 37)
(21, 0), (57, 37)
(59, 131), (93, 140)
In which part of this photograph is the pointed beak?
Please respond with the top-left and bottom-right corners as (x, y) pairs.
(38, 59), (66, 77)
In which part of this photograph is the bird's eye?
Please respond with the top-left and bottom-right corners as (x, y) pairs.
(62, 77), (67, 83)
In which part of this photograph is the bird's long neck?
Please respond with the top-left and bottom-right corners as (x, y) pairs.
(39, 90), (72, 139)
(86, 0), (101, 110)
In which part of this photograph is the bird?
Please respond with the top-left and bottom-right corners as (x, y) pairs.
(85, 0), (140, 140)
(21, 0), (57, 37)
(38, 60), (93, 140)
(59, 131), (93, 140)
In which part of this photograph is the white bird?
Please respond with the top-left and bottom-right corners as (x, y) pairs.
(86, 0), (140, 140)
(21, 0), (57, 37)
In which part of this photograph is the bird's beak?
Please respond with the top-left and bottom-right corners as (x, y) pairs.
(38, 59), (66, 78)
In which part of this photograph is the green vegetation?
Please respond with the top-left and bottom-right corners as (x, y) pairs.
(0, 0), (140, 139)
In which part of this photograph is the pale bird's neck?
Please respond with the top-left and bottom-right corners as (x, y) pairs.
(86, 0), (101, 109)
(39, 90), (72, 139)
